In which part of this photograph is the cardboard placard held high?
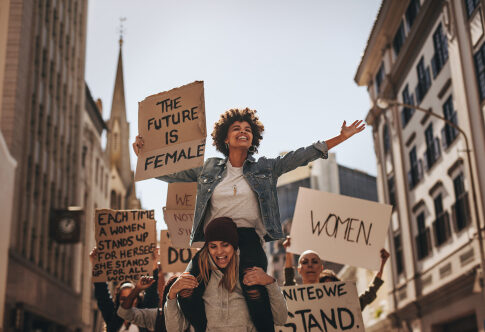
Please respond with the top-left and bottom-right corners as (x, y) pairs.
(135, 81), (206, 181)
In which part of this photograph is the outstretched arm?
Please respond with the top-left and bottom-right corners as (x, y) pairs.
(282, 236), (296, 286)
(325, 120), (365, 150)
(273, 120), (365, 177)
(359, 249), (389, 310)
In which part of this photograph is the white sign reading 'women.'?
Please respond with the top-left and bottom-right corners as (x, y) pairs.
(135, 81), (207, 181)
(276, 281), (365, 332)
(289, 188), (392, 270)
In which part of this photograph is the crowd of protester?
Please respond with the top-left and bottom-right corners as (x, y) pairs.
(90, 108), (388, 331)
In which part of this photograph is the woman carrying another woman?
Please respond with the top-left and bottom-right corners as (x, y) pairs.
(133, 108), (365, 331)
(118, 217), (288, 331)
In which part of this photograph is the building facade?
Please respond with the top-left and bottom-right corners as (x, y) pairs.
(79, 84), (110, 332)
(265, 153), (388, 330)
(355, 0), (485, 331)
(1, 0), (89, 330)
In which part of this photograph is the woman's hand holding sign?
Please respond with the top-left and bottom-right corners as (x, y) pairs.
(132, 135), (144, 156)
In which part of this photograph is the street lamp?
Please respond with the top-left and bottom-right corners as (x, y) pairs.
(376, 98), (484, 291)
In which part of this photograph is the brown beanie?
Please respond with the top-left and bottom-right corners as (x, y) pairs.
(204, 217), (239, 249)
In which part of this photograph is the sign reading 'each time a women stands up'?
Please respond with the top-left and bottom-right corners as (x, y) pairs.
(135, 81), (207, 181)
(92, 209), (157, 283)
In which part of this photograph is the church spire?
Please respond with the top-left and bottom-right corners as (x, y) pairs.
(106, 20), (133, 190)
(110, 44), (126, 120)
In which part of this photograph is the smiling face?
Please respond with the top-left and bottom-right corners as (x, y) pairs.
(225, 121), (253, 152)
(298, 252), (324, 284)
(208, 240), (235, 269)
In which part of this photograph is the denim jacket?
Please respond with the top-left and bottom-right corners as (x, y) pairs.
(158, 141), (328, 244)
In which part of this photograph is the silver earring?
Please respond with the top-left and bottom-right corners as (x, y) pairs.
(225, 143), (229, 151)
(248, 145), (257, 154)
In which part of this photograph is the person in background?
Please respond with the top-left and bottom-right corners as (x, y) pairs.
(282, 236), (390, 310)
(90, 247), (160, 332)
(133, 107), (365, 332)
(117, 275), (188, 332)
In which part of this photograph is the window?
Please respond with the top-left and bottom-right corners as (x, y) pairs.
(424, 123), (441, 170)
(415, 212), (431, 259)
(433, 194), (451, 246)
(415, 57), (432, 104)
(465, 0), (480, 17)
(405, 0), (421, 29)
(375, 63), (386, 94)
(95, 158), (99, 184)
(401, 85), (415, 127)
(408, 146), (422, 189)
(441, 96), (459, 148)
(473, 43), (485, 100)
(81, 145), (87, 167)
(383, 124), (390, 154)
(387, 175), (396, 208)
(393, 21), (406, 56)
(110, 190), (117, 209)
(394, 233), (404, 275)
(431, 23), (449, 78)
(452, 173), (471, 231)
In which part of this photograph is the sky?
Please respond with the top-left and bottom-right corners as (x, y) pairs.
(85, 0), (382, 229)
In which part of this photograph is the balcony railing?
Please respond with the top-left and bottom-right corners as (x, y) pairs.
(433, 211), (451, 246)
(452, 192), (471, 232)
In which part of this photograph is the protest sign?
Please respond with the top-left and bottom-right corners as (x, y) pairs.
(160, 230), (198, 273)
(135, 81), (207, 181)
(289, 187), (392, 270)
(276, 281), (365, 332)
(92, 209), (157, 283)
(163, 182), (197, 248)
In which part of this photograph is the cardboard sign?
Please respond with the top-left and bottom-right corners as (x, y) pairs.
(289, 188), (392, 270)
(135, 81), (207, 181)
(276, 282), (365, 332)
(163, 182), (197, 248)
(92, 209), (157, 283)
(160, 230), (198, 273)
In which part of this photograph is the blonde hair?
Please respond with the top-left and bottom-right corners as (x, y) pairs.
(197, 245), (238, 292)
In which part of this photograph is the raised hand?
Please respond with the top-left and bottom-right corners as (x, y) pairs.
(135, 275), (156, 291)
(282, 236), (291, 249)
(132, 135), (144, 156)
(89, 247), (98, 267)
(340, 120), (365, 139)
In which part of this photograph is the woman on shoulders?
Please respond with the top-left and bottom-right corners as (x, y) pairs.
(164, 217), (288, 332)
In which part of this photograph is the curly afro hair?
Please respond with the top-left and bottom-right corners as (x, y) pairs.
(211, 108), (265, 156)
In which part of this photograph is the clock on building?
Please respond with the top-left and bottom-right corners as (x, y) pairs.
(50, 207), (83, 244)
